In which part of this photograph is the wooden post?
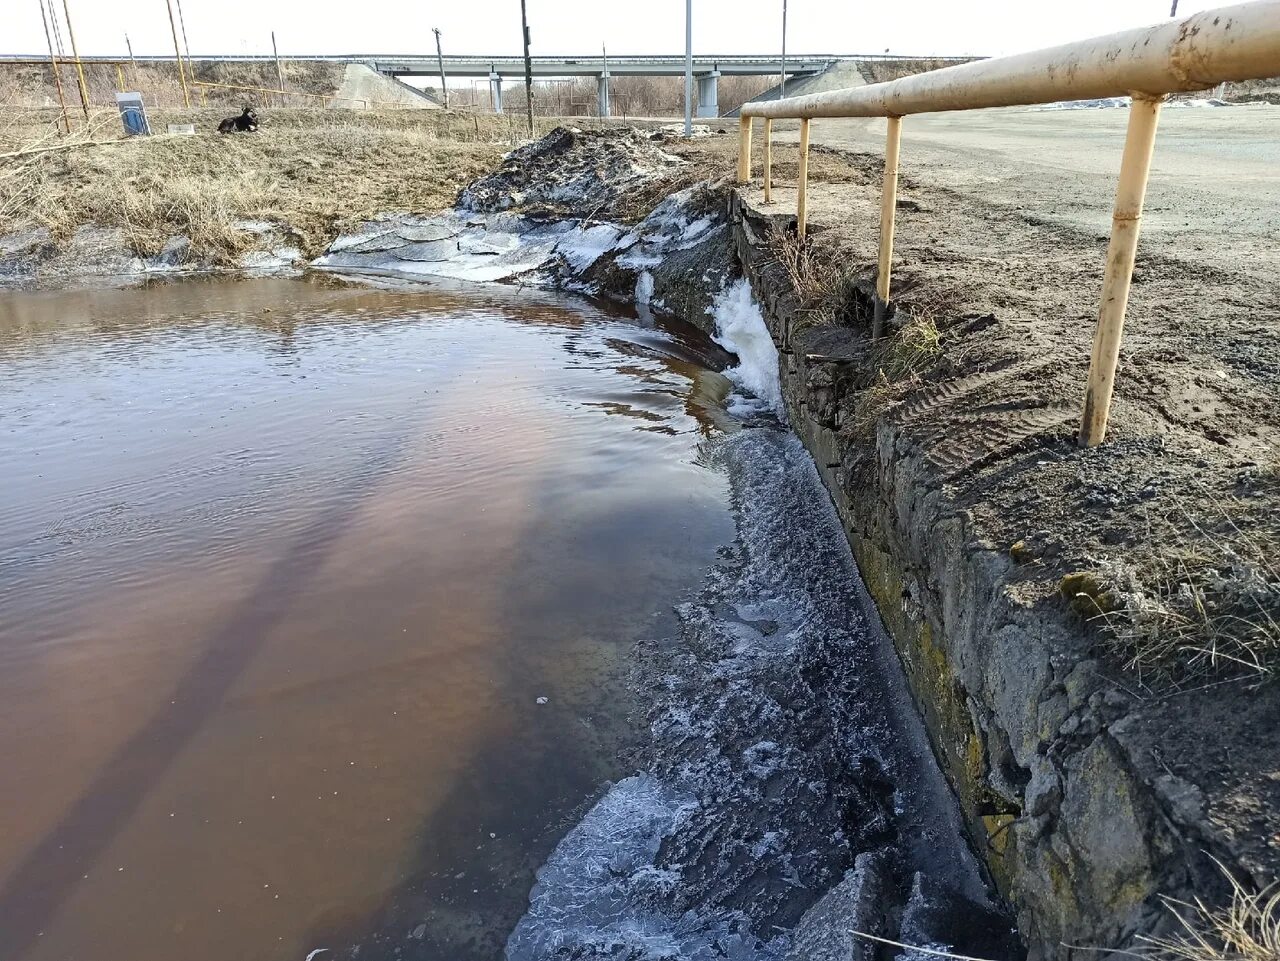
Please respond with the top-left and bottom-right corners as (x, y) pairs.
(872, 115), (902, 341)
(37, 0), (70, 134)
(164, 0), (191, 109)
(1079, 95), (1163, 446)
(796, 117), (810, 239)
(762, 117), (773, 204)
(737, 115), (752, 183)
(60, 0), (90, 120)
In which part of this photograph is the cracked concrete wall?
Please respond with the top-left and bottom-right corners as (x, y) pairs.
(728, 193), (1227, 960)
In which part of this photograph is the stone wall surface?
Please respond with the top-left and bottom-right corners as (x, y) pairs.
(728, 191), (1237, 961)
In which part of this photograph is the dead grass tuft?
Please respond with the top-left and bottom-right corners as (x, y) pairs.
(1095, 501), (1280, 678)
(1139, 869), (1280, 961)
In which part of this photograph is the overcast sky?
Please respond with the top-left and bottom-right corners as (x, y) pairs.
(7, 0), (1222, 60)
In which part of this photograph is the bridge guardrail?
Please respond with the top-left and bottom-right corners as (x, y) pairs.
(737, 0), (1280, 446)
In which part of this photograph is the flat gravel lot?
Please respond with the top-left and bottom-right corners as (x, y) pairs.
(776, 103), (1280, 281)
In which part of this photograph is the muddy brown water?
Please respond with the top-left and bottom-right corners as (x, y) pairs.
(0, 275), (738, 961)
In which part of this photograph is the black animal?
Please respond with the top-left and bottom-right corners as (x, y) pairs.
(217, 107), (259, 133)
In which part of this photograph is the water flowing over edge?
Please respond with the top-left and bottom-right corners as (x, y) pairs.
(504, 426), (1018, 961)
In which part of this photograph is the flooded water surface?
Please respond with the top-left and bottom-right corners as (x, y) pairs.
(0, 276), (737, 961)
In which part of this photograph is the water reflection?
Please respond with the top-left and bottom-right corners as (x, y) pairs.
(0, 275), (736, 961)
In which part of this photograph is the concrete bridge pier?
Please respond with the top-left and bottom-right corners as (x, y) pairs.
(696, 69), (720, 118)
(597, 72), (611, 118)
(489, 70), (503, 113)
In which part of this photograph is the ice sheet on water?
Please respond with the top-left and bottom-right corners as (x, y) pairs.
(711, 280), (784, 418)
(505, 775), (773, 961)
(505, 428), (1002, 961)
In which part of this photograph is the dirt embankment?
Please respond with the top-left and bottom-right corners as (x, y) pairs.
(706, 131), (1278, 954)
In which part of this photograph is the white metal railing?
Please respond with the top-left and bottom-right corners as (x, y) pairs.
(737, 0), (1280, 446)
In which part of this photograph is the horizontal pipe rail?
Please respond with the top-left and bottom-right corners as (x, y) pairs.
(736, 0), (1280, 446)
(742, 1), (1280, 119)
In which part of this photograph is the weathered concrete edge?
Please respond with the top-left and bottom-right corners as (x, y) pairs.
(727, 191), (1228, 961)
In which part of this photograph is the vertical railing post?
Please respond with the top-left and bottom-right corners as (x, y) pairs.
(797, 117), (810, 239)
(872, 115), (902, 341)
(737, 115), (752, 183)
(1078, 94), (1163, 447)
(763, 117), (773, 204)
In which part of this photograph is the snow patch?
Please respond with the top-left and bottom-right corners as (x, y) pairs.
(710, 279), (784, 418)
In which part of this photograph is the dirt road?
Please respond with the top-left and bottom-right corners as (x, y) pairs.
(779, 104), (1280, 281)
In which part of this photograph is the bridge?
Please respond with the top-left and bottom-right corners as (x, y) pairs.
(0, 51), (846, 118)
(370, 54), (835, 118)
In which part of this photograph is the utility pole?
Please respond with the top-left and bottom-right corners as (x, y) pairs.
(433, 27), (448, 108)
(164, 0), (191, 108)
(37, 0), (70, 133)
(684, 0), (692, 136)
(1169, 0), (1179, 14)
(174, 0), (195, 82)
(272, 31), (287, 102)
(780, 0), (787, 98)
(60, 0), (90, 120)
(520, 0), (534, 137)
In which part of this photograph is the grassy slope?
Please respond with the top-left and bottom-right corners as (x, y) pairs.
(0, 109), (570, 264)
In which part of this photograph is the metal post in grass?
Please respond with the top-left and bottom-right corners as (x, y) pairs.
(763, 117), (773, 203)
(796, 117), (810, 239)
(60, 0), (90, 120)
(38, 0), (70, 134)
(872, 116), (902, 341)
(164, 0), (191, 108)
(780, 0), (787, 99)
(737, 115), (752, 182)
(273, 32), (287, 103)
(684, 0), (693, 136)
(175, 0), (195, 86)
(433, 28), (448, 109)
(1079, 95), (1163, 447)
(520, 0), (534, 137)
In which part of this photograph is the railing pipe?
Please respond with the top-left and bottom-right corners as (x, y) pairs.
(873, 116), (902, 341)
(1079, 96), (1163, 446)
(736, 0), (1280, 446)
(742, 2), (1280, 119)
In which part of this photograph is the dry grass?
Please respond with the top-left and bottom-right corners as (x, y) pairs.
(0, 107), (539, 265)
(1097, 502), (1280, 678)
(1138, 870), (1280, 961)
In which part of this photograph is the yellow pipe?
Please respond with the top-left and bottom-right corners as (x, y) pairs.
(60, 0), (90, 120)
(872, 116), (902, 341)
(796, 117), (810, 240)
(1079, 95), (1163, 447)
(115, 63), (125, 91)
(762, 118), (773, 204)
(744, 1), (1280, 119)
(164, 0), (191, 109)
(737, 115), (752, 183)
